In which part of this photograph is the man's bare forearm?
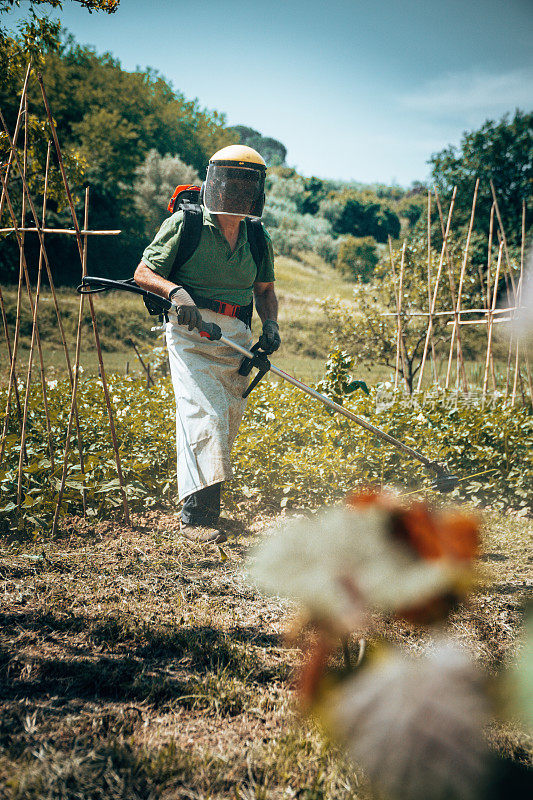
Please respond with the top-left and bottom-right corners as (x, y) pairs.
(254, 285), (278, 324)
(134, 262), (180, 300)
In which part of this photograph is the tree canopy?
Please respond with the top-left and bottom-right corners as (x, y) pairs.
(231, 125), (287, 166)
(429, 111), (532, 254)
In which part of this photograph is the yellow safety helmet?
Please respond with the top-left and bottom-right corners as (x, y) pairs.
(203, 144), (267, 218)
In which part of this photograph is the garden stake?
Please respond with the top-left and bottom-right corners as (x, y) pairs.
(38, 73), (130, 525)
(0, 284), (24, 426)
(485, 203), (497, 391)
(0, 196), (25, 467)
(79, 276), (459, 494)
(416, 187), (456, 392)
(34, 141), (55, 471)
(388, 237), (400, 389)
(482, 242), (503, 405)
(130, 340), (156, 386)
(427, 190), (438, 384)
(16, 96), (49, 508)
(434, 187), (468, 391)
(53, 188), (92, 533)
(490, 180), (517, 296)
(396, 243), (408, 391)
(512, 201), (529, 406)
(445, 178), (478, 390)
(388, 238), (408, 392)
(0, 63), (30, 223)
(492, 193), (518, 398)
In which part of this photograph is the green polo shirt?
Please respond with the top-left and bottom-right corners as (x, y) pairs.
(141, 209), (275, 306)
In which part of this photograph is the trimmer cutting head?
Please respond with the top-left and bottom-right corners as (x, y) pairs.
(428, 462), (459, 493)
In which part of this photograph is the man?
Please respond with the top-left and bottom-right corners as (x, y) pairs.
(134, 145), (280, 544)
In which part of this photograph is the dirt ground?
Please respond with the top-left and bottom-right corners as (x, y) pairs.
(0, 504), (531, 799)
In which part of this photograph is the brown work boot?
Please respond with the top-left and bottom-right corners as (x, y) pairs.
(180, 522), (227, 544)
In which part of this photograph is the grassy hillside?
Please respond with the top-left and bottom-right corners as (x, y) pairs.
(0, 253), (361, 384)
(0, 251), (515, 388)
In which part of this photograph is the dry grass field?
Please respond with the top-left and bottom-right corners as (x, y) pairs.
(0, 502), (530, 799)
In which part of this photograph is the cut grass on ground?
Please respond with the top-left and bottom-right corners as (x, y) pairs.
(0, 504), (531, 799)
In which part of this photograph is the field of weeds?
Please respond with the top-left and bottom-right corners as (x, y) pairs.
(0, 503), (531, 799)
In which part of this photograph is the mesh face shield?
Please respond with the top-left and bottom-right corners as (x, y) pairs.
(203, 162), (266, 218)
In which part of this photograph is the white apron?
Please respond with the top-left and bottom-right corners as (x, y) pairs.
(165, 307), (254, 501)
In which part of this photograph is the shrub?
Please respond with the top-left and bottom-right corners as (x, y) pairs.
(336, 235), (378, 282)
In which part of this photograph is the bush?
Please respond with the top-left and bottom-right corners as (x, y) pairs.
(336, 235), (378, 282)
(134, 149), (200, 238)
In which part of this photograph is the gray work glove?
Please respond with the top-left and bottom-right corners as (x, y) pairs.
(258, 319), (281, 354)
(170, 287), (203, 331)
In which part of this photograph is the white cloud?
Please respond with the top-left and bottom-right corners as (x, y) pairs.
(399, 68), (533, 122)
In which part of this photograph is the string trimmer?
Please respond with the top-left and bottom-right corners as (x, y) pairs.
(78, 277), (458, 493)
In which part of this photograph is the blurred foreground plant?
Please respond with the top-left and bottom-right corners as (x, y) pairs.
(247, 493), (531, 800)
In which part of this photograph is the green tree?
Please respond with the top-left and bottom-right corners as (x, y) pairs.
(321, 190), (401, 243)
(429, 111), (532, 253)
(1, 22), (235, 282)
(337, 235), (378, 282)
(232, 124), (287, 166)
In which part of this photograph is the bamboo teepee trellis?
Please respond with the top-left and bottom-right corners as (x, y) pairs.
(0, 64), (129, 531)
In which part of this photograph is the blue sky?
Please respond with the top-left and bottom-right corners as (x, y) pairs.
(5, 0), (533, 185)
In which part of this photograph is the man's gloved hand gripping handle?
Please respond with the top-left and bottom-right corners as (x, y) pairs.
(258, 319), (281, 354)
(169, 286), (203, 331)
(169, 285), (221, 340)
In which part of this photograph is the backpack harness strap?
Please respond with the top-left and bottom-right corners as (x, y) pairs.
(159, 205), (266, 328)
(245, 217), (268, 271)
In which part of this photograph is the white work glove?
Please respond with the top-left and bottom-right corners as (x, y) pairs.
(169, 286), (203, 331)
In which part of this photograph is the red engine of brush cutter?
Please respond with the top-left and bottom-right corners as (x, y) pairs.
(167, 184), (202, 214)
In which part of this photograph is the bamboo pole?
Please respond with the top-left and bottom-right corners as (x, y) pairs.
(52, 187), (91, 533)
(38, 73), (130, 526)
(417, 187), (457, 392)
(445, 178), (479, 390)
(482, 241), (503, 405)
(16, 139), (56, 496)
(381, 307), (516, 318)
(388, 237), (408, 391)
(130, 340), (155, 387)
(490, 179), (517, 296)
(16, 117), (53, 506)
(0, 227), (121, 235)
(0, 63), (31, 223)
(485, 203), (497, 390)
(427, 190), (438, 383)
(388, 237), (400, 389)
(447, 317), (513, 327)
(0, 285), (24, 425)
(434, 187), (468, 391)
(34, 141), (55, 470)
(397, 242), (409, 391)
(0, 192), (25, 466)
(512, 200), (532, 405)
